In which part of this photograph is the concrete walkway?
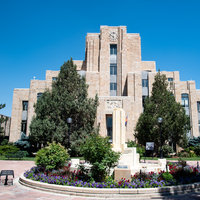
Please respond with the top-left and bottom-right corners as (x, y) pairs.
(1, 160), (200, 200)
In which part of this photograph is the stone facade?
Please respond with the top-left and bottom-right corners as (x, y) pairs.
(0, 114), (11, 137)
(9, 26), (200, 144)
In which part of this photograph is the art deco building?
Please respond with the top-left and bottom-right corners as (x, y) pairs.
(9, 26), (200, 144)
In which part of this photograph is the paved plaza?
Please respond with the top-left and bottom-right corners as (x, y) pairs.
(1, 160), (200, 200)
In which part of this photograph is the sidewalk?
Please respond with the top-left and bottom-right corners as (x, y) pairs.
(0, 160), (200, 200)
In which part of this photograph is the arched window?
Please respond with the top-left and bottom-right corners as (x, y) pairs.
(181, 94), (189, 108)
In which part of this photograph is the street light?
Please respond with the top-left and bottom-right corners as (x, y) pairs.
(158, 117), (163, 159)
(67, 118), (72, 150)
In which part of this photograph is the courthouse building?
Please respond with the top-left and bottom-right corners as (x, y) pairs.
(9, 26), (200, 143)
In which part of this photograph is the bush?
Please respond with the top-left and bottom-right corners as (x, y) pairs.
(162, 172), (174, 182)
(194, 145), (200, 156)
(178, 151), (189, 157)
(35, 142), (69, 170)
(159, 145), (174, 158)
(188, 136), (200, 147)
(178, 147), (197, 157)
(14, 133), (31, 151)
(1, 139), (14, 146)
(0, 145), (19, 155)
(127, 140), (145, 158)
(81, 133), (121, 182)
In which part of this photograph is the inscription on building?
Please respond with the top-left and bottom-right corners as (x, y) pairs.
(106, 100), (122, 110)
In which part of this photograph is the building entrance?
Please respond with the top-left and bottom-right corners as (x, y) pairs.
(106, 115), (112, 143)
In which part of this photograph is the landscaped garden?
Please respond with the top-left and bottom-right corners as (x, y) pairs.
(24, 160), (200, 189)
(22, 138), (200, 189)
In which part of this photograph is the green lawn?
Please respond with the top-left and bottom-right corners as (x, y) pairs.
(0, 156), (36, 161)
(0, 156), (84, 161)
(1, 156), (199, 161)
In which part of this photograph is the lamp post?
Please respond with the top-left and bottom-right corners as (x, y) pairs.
(67, 118), (72, 151)
(158, 117), (163, 159)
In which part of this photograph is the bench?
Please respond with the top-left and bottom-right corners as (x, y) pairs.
(5, 151), (24, 160)
(0, 170), (14, 185)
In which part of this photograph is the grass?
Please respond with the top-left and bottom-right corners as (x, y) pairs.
(0, 156), (84, 161)
(0, 156), (36, 161)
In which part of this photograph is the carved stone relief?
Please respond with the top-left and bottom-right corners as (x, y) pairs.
(106, 100), (122, 110)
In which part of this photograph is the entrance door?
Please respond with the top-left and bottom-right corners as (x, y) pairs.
(106, 115), (112, 143)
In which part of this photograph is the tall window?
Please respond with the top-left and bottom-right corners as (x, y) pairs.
(22, 101), (28, 111)
(110, 66), (117, 75)
(106, 116), (112, 143)
(197, 102), (200, 112)
(110, 45), (117, 55)
(110, 45), (117, 96)
(142, 79), (148, 87)
(142, 96), (148, 108)
(110, 83), (117, 91)
(21, 120), (27, 134)
(199, 120), (200, 134)
(181, 94), (189, 107)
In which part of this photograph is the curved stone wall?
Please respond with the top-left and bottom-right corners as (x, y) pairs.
(19, 174), (200, 198)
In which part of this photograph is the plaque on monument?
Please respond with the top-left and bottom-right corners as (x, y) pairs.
(117, 165), (128, 169)
(106, 100), (122, 110)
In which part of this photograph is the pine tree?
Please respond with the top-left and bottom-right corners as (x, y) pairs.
(29, 58), (99, 156)
(134, 70), (191, 152)
(0, 104), (8, 135)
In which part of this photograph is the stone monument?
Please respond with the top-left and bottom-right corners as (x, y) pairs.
(112, 108), (167, 181)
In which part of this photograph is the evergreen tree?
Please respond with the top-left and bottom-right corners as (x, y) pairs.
(29, 58), (99, 156)
(0, 104), (8, 135)
(134, 70), (191, 152)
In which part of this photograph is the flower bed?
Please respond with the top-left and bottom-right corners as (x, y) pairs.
(24, 162), (200, 189)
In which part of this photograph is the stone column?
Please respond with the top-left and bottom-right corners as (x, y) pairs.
(112, 108), (126, 152)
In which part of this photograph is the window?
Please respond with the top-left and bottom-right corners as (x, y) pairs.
(142, 96), (148, 108)
(106, 115), (112, 143)
(110, 83), (117, 90)
(199, 120), (200, 133)
(142, 79), (148, 87)
(168, 78), (173, 82)
(110, 66), (117, 75)
(110, 45), (117, 55)
(52, 77), (57, 81)
(197, 102), (200, 112)
(37, 93), (43, 100)
(22, 101), (28, 111)
(181, 94), (189, 107)
(21, 120), (27, 134)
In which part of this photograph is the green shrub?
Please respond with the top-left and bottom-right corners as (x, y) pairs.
(188, 136), (200, 147)
(162, 172), (174, 182)
(81, 133), (121, 182)
(35, 142), (69, 170)
(178, 151), (189, 157)
(159, 145), (174, 158)
(194, 145), (200, 156)
(1, 139), (14, 146)
(178, 147), (197, 157)
(14, 133), (32, 156)
(0, 145), (19, 155)
(127, 140), (145, 158)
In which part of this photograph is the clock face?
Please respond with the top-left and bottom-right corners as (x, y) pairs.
(109, 32), (118, 41)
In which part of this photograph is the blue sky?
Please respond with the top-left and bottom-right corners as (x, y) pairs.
(0, 0), (200, 117)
